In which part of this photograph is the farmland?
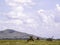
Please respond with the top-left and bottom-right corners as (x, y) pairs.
(0, 40), (60, 45)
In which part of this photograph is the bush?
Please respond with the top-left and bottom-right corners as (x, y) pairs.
(27, 36), (34, 42)
(46, 38), (53, 41)
(36, 37), (40, 40)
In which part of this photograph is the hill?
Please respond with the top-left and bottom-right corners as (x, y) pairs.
(0, 29), (42, 40)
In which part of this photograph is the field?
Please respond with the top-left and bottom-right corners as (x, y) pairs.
(0, 40), (60, 45)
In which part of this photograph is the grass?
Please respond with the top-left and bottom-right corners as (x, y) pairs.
(0, 40), (60, 45)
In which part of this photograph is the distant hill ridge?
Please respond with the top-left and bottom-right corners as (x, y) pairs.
(0, 29), (42, 40)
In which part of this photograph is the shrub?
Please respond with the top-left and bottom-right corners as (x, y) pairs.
(36, 37), (40, 40)
(27, 36), (34, 42)
(46, 38), (53, 41)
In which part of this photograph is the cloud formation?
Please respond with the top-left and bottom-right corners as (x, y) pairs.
(0, 0), (60, 38)
(0, 0), (37, 31)
(37, 4), (60, 38)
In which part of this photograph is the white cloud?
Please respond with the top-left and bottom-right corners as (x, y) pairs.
(15, 6), (24, 11)
(14, 0), (32, 3)
(0, 0), (37, 32)
(37, 4), (60, 35)
(37, 4), (60, 26)
(56, 4), (60, 11)
(5, 0), (35, 7)
(5, 0), (35, 19)
(8, 2), (17, 7)
(38, 9), (45, 14)
(0, 0), (59, 38)
(6, 20), (23, 25)
(26, 18), (35, 23)
(38, 9), (54, 24)
(36, 8), (60, 38)
(37, 9), (58, 32)
(7, 11), (25, 19)
(0, 19), (23, 25)
(25, 18), (39, 28)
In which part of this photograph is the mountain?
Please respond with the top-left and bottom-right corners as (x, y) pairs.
(0, 29), (42, 40)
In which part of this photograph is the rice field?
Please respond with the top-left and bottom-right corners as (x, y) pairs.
(0, 40), (60, 45)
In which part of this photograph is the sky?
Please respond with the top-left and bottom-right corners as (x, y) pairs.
(0, 0), (60, 39)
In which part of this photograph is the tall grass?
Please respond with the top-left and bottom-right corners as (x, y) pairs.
(0, 40), (60, 45)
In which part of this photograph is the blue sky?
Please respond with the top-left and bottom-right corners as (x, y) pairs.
(0, 0), (60, 39)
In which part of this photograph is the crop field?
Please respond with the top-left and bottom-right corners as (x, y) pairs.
(0, 40), (60, 45)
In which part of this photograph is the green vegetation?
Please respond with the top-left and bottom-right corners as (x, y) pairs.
(0, 40), (60, 45)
